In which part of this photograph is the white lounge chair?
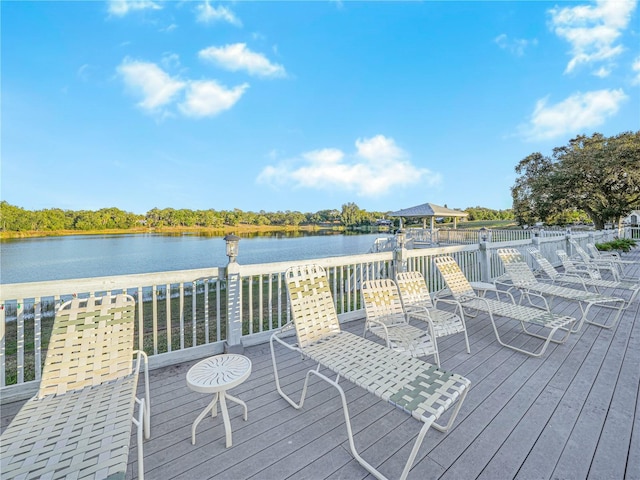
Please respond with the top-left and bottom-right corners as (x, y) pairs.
(0, 294), (151, 479)
(556, 249), (604, 280)
(497, 248), (626, 333)
(433, 255), (575, 357)
(361, 278), (440, 365)
(395, 271), (470, 354)
(528, 247), (640, 307)
(586, 242), (639, 275)
(270, 264), (470, 480)
(569, 239), (623, 280)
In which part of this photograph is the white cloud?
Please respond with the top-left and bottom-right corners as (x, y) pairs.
(117, 59), (186, 112)
(108, 0), (162, 17)
(632, 56), (640, 85)
(195, 1), (241, 26)
(160, 52), (180, 70)
(199, 43), (286, 78)
(257, 135), (440, 197)
(520, 89), (627, 141)
(117, 58), (248, 119)
(77, 64), (93, 81)
(160, 24), (177, 33)
(179, 80), (249, 118)
(494, 34), (538, 57)
(548, 0), (636, 75)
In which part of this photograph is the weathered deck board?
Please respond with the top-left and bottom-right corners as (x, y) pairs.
(2, 254), (639, 480)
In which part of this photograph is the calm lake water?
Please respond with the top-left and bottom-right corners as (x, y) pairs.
(0, 232), (389, 284)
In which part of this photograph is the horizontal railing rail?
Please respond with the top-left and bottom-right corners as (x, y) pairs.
(0, 229), (629, 399)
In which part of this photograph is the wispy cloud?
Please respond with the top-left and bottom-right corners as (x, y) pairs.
(494, 34), (538, 57)
(199, 43), (286, 78)
(160, 23), (177, 33)
(117, 59), (185, 111)
(179, 80), (248, 118)
(257, 135), (440, 197)
(107, 0), (162, 17)
(632, 56), (640, 85)
(77, 64), (93, 81)
(520, 89), (628, 141)
(548, 0), (637, 76)
(117, 58), (247, 119)
(195, 1), (241, 26)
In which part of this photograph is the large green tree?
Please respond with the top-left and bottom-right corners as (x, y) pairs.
(512, 131), (640, 229)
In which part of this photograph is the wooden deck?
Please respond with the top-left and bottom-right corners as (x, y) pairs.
(2, 257), (640, 480)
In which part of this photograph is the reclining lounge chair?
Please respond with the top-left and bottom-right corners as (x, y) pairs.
(569, 239), (623, 280)
(585, 242), (639, 276)
(433, 255), (575, 358)
(270, 265), (470, 480)
(528, 247), (640, 307)
(395, 271), (470, 355)
(497, 248), (626, 333)
(361, 278), (440, 365)
(0, 294), (151, 479)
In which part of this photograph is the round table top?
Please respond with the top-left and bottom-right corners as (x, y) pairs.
(186, 354), (252, 394)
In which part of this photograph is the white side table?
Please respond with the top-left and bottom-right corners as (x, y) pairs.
(186, 354), (252, 448)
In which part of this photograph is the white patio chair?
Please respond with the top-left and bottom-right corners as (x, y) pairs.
(270, 264), (470, 480)
(497, 248), (626, 333)
(528, 247), (640, 307)
(569, 239), (622, 280)
(395, 271), (470, 354)
(586, 243), (640, 275)
(0, 294), (151, 480)
(556, 249), (604, 280)
(433, 255), (575, 357)
(361, 278), (440, 365)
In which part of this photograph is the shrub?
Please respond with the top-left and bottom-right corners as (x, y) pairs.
(595, 238), (637, 253)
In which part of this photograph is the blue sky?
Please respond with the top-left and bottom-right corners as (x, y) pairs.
(2, 0), (639, 215)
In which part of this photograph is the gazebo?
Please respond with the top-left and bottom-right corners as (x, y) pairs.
(389, 202), (468, 231)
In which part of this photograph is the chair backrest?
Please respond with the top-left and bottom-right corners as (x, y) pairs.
(38, 294), (136, 398)
(433, 256), (477, 301)
(586, 243), (604, 259)
(395, 271), (434, 309)
(557, 249), (602, 279)
(496, 248), (538, 287)
(284, 264), (341, 349)
(569, 239), (592, 263)
(527, 247), (560, 280)
(361, 279), (406, 324)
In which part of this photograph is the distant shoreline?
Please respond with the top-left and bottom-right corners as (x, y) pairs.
(0, 224), (383, 240)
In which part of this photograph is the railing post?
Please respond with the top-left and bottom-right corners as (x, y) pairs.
(224, 235), (244, 354)
(532, 235), (541, 249)
(478, 239), (491, 283)
(393, 229), (407, 279)
(477, 228), (492, 282)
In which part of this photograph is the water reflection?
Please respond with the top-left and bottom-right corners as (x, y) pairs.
(173, 227), (385, 239)
(1, 230), (391, 283)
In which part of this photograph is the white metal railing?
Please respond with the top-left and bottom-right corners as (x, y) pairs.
(0, 268), (222, 389)
(0, 229), (630, 398)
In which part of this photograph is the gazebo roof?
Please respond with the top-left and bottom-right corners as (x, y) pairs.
(389, 202), (468, 218)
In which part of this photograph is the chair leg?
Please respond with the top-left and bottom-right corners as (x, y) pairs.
(487, 312), (569, 358)
(584, 301), (626, 330)
(309, 368), (451, 480)
(133, 397), (145, 480)
(270, 333), (315, 410)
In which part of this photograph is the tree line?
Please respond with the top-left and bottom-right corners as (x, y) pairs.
(5, 130), (634, 233)
(0, 201), (513, 232)
(512, 131), (640, 230)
